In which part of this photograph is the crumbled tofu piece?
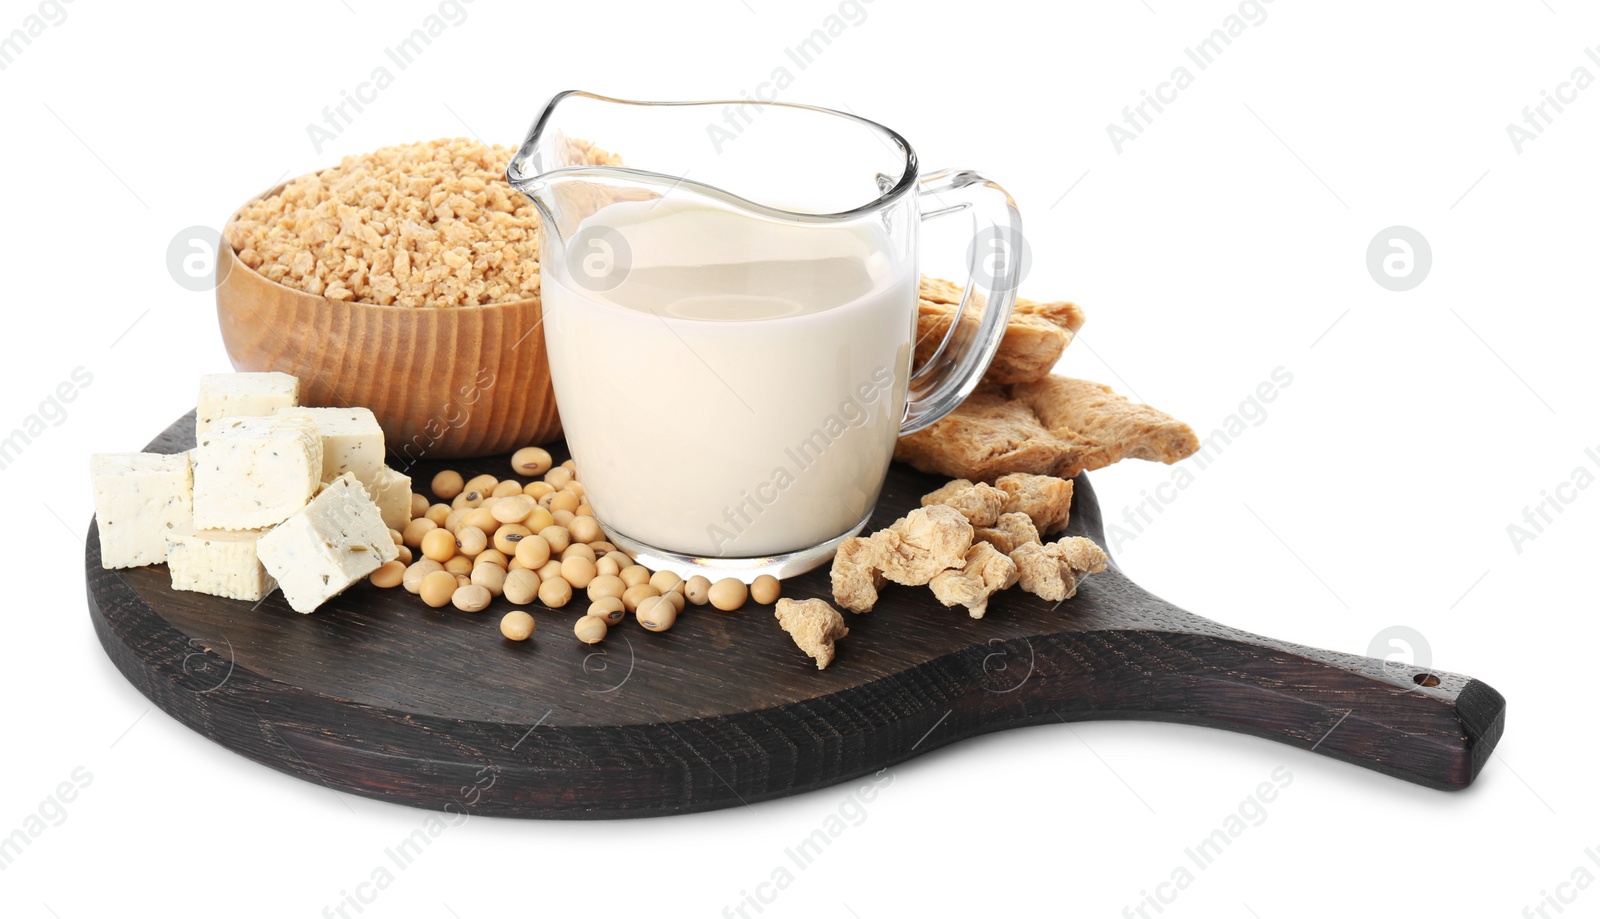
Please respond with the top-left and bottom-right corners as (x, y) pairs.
(90, 452), (193, 569)
(256, 473), (398, 613)
(196, 372), (299, 437)
(974, 512), (1040, 555)
(920, 479), (1009, 527)
(365, 464), (413, 531)
(870, 505), (973, 586)
(278, 406), (385, 487)
(165, 525), (276, 602)
(192, 414), (323, 530)
(774, 598), (849, 670)
(1011, 536), (1109, 603)
(929, 542), (1019, 619)
(830, 535), (886, 613)
(920, 478), (975, 505)
(994, 472), (1074, 535)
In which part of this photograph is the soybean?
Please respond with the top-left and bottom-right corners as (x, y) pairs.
(709, 578), (748, 612)
(503, 568), (541, 605)
(455, 526), (488, 558)
(568, 514), (602, 544)
(561, 543), (596, 563)
(474, 548), (509, 569)
(452, 584), (492, 612)
(462, 474), (499, 500)
(500, 610), (536, 641)
(684, 575), (711, 606)
(538, 525), (571, 555)
(471, 563), (506, 597)
(524, 507), (556, 533)
(636, 595), (677, 632)
(538, 575), (574, 608)
(574, 615), (609, 645)
(443, 509), (465, 535)
(421, 528), (457, 563)
(403, 559), (444, 593)
(463, 507), (499, 533)
(370, 560), (406, 588)
(587, 574), (626, 602)
(751, 574), (781, 605)
(588, 596), (626, 624)
(622, 583), (660, 613)
(493, 524), (533, 555)
(511, 446), (553, 477)
(431, 470), (465, 500)
(561, 555), (597, 589)
(491, 495), (535, 524)
(419, 570), (458, 608)
(401, 517), (437, 548)
(513, 533), (552, 569)
(661, 589), (686, 614)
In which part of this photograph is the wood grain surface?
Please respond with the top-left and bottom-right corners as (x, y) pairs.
(84, 412), (1505, 818)
(215, 238), (561, 458)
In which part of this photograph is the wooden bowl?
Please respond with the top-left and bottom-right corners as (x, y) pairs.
(214, 232), (559, 461)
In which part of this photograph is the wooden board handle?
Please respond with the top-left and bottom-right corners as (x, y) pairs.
(996, 570), (1506, 789)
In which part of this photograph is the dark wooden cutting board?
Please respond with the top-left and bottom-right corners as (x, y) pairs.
(85, 412), (1505, 818)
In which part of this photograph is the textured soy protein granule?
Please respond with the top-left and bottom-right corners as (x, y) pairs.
(224, 137), (619, 307)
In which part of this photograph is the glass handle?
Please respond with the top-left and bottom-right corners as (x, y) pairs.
(901, 168), (1023, 435)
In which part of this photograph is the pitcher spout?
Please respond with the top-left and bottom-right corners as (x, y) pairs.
(504, 92), (635, 241)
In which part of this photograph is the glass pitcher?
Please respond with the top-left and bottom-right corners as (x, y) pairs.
(507, 91), (1023, 579)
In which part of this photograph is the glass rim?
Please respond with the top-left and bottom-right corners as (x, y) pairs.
(506, 89), (921, 223)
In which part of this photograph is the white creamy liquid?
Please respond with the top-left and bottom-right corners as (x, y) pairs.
(542, 198), (916, 558)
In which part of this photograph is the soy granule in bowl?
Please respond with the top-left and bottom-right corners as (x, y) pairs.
(224, 137), (619, 308)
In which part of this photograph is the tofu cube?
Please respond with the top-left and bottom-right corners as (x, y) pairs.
(256, 473), (399, 613)
(196, 372), (299, 437)
(90, 452), (193, 569)
(278, 406), (385, 487)
(192, 414), (322, 530)
(366, 464), (413, 531)
(165, 525), (276, 602)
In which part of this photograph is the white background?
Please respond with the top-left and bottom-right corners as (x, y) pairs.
(3, 0), (1596, 916)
